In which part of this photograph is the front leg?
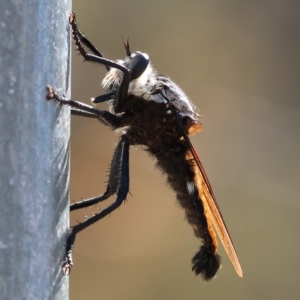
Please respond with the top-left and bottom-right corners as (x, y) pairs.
(69, 12), (132, 112)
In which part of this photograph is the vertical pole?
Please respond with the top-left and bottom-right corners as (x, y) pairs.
(0, 1), (71, 299)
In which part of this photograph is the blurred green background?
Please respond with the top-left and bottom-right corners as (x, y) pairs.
(69, 0), (300, 299)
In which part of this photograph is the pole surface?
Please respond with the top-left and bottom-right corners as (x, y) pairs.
(0, 1), (71, 299)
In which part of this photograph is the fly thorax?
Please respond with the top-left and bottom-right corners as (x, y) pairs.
(150, 76), (200, 120)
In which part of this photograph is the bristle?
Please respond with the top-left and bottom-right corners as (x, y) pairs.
(192, 245), (221, 281)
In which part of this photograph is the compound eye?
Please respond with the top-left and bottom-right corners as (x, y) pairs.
(128, 52), (149, 80)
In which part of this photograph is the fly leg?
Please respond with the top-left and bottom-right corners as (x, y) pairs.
(69, 14), (107, 64)
(70, 108), (100, 119)
(46, 85), (121, 129)
(70, 132), (129, 211)
(62, 136), (130, 274)
(68, 11), (131, 112)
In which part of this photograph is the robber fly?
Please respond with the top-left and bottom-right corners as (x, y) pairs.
(46, 11), (242, 281)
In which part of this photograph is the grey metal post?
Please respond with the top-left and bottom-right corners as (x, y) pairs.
(0, 1), (71, 299)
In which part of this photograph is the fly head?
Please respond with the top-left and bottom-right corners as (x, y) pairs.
(125, 51), (150, 80)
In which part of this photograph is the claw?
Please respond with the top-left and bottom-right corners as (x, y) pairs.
(46, 85), (55, 100)
(61, 250), (73, 275)
(69, 11), (76, 25)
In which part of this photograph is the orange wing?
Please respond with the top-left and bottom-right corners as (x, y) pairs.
(184, 132), (243, 278)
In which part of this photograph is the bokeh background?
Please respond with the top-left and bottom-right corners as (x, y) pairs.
(69, 1), (300, 299)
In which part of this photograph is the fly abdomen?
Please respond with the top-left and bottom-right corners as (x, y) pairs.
(191, 245), (221, 281)
(148, 141), (221, 280)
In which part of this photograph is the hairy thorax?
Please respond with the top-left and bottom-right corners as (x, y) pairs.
(117, 95), (201, 151)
